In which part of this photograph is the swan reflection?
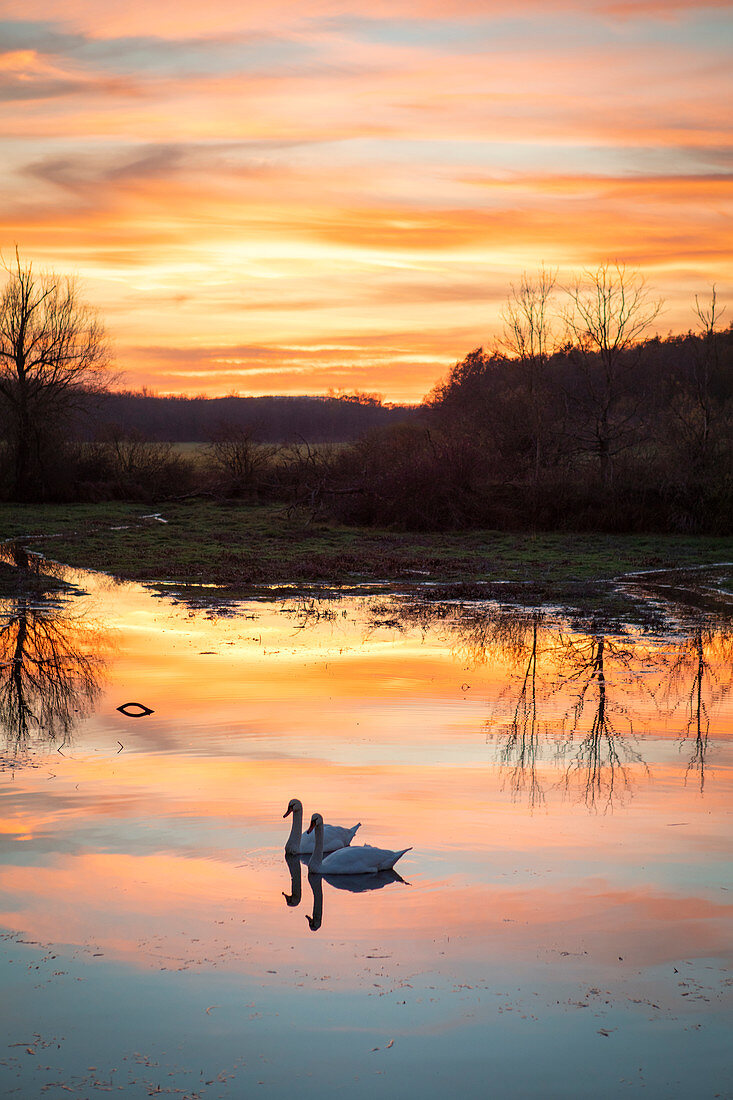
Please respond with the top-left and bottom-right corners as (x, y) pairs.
(307, 869), (407, 932)
(282, 852), (302, 907)
(306, 872), (324, 930)
(323, 869), (407, 893)
(282, 854), (407, 931)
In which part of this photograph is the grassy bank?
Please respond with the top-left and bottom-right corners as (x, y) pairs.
(2, 501), (731, 593)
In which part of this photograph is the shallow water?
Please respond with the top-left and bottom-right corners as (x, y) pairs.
(0, 567), (731, 1098)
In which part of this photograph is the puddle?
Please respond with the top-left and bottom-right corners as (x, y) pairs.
(0, 559), (731, 1097)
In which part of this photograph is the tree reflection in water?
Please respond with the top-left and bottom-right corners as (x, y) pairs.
(490, 619), (649, 811)
(495, 612), (545, 809)
(0, 547), (106, 762)
(376, 597), (732, 810)
(552, 632), (648, 810)
(663, 624), (733, 791)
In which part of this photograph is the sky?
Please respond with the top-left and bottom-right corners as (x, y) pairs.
(0, 0), (731, 402)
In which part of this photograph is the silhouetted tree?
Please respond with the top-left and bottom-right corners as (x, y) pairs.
(675, 287), (729, 476)
(500, 265), (558, 484)
(563, 263), (663, 489)
(0, 249), (110, 499)
(87, 425), (193, 500)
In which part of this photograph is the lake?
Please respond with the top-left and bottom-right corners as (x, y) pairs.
(1, 561), (731, 1098)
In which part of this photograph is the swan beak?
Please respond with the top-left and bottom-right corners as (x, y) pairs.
(283, 806), (292, 818)
(306, 821), (314, 833)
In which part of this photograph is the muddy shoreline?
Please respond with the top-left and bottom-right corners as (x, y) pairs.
(2, 501), (731, 629)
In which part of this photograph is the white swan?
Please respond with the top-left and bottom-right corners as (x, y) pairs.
(283, 798), (360, 855)
(307, 813), (411, 875)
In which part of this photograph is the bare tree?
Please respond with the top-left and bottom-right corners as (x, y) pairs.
(0, 249), (110, 499)
(694, 285), (725, 342)
(500, 265), (558, 484)
(96, 424), (189, 498)
(686, 286), (727, 473)
(206, 420), (279, 497)
(563, 263), (663, 489)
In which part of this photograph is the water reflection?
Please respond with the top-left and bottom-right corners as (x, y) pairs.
(496, 611), (544, 809)
(665, 625), (733, 791)
(324, 869), (407, 893)
(283, 852), (302, 907)
(306, 870), (408, 932)
(552, 632), (648, 810)
(306, 871), (323, 931)
(2, 573), (732, 1098)
(0, 547), (106, 762)
(282, 855), (407, 931)
(377, 597), (733, 809)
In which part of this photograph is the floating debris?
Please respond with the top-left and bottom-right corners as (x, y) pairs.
(116, 702), (155, 718)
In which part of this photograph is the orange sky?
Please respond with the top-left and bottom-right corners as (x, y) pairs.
(1, 0), (731, 400)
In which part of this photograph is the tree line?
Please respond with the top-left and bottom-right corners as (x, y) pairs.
(330, 268), (731, 532)
(80, 390), (413, 445)
(0, 253), (730, 533)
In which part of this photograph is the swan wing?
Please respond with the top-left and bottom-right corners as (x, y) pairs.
(298, 821), (361, 854)
(326, 822), (361, 848)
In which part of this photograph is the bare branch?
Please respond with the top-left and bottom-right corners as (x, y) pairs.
(0, 251), (112, 498)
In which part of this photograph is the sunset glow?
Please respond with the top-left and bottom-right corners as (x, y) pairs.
(1, 0), (731, 399)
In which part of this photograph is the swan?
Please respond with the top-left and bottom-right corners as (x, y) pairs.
(283, 798), (361, 856)
(307, 813), (411, 875)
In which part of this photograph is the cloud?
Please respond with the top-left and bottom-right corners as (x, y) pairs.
(0, 2), (730, 400)
(1, 1), (727, 39)
(0, 20), (323, 79)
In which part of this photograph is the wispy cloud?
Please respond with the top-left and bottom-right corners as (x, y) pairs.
(0, 2), (731, 399)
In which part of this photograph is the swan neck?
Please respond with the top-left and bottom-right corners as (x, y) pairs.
(285, 804), (303, 853)
(309, 817), (324, 871)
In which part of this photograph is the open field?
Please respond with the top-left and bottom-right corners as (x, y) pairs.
(168, 441), (347, 460)
(2, 502), (731, 599)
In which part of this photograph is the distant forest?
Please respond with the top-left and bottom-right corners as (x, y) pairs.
(2, 324), (732, 534)
(1, 257), (731, 533)
(43, 322), (733, 534)
(77, 391), (416, 443)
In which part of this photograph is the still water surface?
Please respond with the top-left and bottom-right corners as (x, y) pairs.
(0, 567), (731, 1098)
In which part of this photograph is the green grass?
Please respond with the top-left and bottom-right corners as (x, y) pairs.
(1, 500), (731, 591)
